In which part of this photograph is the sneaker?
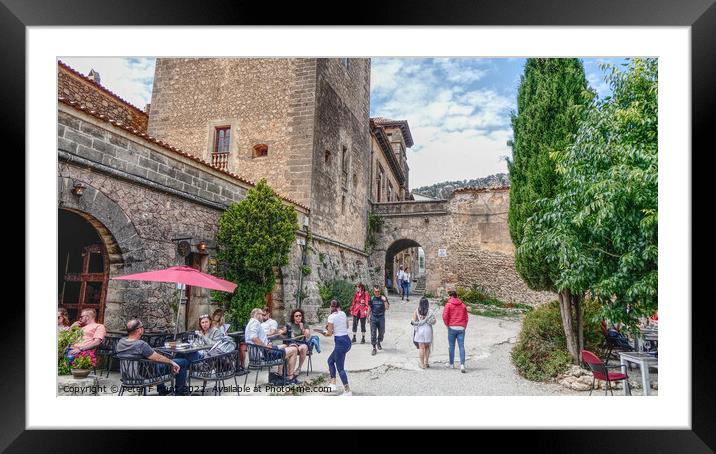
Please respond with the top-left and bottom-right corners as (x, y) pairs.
(328, 383), (338, 392)
(372, 348), (377, 356)
(449, 363), (455, 369)
(460, 364), (466, 373)
(377, 342), (382, 350)
(340, 391), (353, 396)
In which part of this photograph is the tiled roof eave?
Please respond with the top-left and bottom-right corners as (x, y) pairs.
(58, 60), (149, 118)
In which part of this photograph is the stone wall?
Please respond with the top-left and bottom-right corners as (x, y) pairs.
(58, 62), (148, 132)
(310, 59), (372, 252)
(371, 189), (556, 305)
(147, 58), (316, 207)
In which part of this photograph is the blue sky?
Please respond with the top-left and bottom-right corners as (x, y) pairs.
(60, 57), (629, 188)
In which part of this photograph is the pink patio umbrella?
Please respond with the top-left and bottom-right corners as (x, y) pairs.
(112, 265), (237, 337)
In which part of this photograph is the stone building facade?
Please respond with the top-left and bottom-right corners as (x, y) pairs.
(371, 187), (555, 305)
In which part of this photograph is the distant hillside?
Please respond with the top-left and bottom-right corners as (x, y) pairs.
(411, 173), (511, 199)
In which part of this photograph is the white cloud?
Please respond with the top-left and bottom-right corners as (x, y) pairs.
(59, 57), (156, 109)
(587, 72), (611, 99)
(371, 58), (517, 186)
(408, 128), (512, 188)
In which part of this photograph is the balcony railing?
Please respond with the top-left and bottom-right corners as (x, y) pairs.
(211, 152), (229, 171)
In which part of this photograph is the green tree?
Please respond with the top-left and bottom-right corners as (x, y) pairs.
(524, 58), (658, 333)
(215, 179), (298, 326)
(508, 58), (591, 362)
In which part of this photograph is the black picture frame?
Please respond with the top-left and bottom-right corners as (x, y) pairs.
(6, 0), (712, 450)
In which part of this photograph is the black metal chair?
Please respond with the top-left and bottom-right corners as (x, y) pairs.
(600, 321), (634, 365)
(142, 333), (174, 348)
(188, 351), (236, 396)
(117, 358), (174, 396)
(96, 335), (120, 378)
(233, 348), (250, 394)
(283, 338), (314, 377)
(244, 343), (286, 387)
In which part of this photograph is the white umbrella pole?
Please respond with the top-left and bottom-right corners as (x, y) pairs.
(174, 285), (185, 340)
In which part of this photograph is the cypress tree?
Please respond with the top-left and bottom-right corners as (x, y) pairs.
(508, 58), (591, 362)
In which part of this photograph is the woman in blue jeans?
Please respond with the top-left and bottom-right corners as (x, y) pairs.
(321, 299), (353, 396)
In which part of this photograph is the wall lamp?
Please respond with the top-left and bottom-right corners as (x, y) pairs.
(72, 182), (87, 197)
(197, 241), (208, 252)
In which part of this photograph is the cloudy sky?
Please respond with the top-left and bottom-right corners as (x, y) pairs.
(60, 56), (627, 188)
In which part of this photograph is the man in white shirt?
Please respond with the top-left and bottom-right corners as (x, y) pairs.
(396, 266), (406, 297)
(245, 308), (299, 385)
(260, 306), (280, 335)
(403, 270), (411, 301)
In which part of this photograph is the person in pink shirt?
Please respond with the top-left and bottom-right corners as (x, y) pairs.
(67, 308), (107, 356)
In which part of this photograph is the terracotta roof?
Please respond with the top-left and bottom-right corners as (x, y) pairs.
(58, 97), (310, 212)
(452, 186), (511, 194)
(58, 60), (149, 117)
(371, 117), (414, 148)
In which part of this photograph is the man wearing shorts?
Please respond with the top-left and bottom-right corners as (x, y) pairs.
(244, 308), (299, 385)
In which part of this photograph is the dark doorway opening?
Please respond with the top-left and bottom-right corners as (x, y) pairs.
(58, 209), (109, 324)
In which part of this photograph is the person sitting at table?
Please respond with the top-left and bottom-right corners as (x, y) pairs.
(194, 314), (236, 357)
(115, 318), (187, 395)
(211, 308), (231, 334)
(57, 308), (70, 332)
(287, 308), (318, 375)
(66, 308), (107, 361)
(245, 308), (299, 385)
(260, 306), (284, 336)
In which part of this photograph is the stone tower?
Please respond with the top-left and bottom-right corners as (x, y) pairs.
(147, 58), (372, 253)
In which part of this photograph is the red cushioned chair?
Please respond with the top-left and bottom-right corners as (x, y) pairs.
(581, 350), (631, 396)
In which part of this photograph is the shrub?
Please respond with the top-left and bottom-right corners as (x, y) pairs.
(214, 179), (298, 326)
(318, 279), (355, 309)
(511, 299), (603, 381)
(58, 327), (83, 375)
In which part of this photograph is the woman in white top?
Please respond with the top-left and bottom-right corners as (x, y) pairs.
(321, 299), (352, 396)
(411, 297), (435, 369)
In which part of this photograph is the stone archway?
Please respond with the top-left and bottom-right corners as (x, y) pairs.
(58, 176), (143, 328)
(385, 238), (422, 294)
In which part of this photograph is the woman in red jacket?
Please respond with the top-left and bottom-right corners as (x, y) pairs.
(442, 290), (468, 373)
(350, 283), (370, 343)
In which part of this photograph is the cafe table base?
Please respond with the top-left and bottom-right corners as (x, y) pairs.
(618, 352), (658, 396)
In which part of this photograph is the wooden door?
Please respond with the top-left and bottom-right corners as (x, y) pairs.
(59, 244), (108, 323)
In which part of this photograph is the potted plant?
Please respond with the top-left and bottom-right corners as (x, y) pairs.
(70, 350), (97, 379)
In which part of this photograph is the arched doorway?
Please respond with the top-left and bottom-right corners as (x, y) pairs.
(385, 239), (422, 295)
(58, 209), (110, 323)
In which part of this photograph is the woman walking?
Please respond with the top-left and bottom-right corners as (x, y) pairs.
(321, 299), (353, 396)
(411, 297), (435, 369)
(350, 283), (370, 344)
(442, 290), (468, 373)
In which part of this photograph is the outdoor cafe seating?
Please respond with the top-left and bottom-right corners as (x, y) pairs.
(245, 343), (287, 387)
(188, 350), (236, 396)
(117, 358), (174, 396)
(581, 350), (631, 396)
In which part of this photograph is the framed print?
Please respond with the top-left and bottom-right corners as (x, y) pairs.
(5, 0), (714, 450)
